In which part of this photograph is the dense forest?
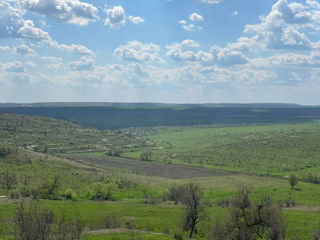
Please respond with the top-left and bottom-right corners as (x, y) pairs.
(1, 104), (320, 129)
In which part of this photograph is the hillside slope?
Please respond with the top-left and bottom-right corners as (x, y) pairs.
(0, 113), (142, 154)
(1, 105), (320, 129)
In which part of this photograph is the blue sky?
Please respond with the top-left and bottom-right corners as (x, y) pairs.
(0, 0), (320, 104)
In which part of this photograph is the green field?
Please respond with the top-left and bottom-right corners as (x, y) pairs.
(120, 122), (320, 177)
(1, 112), (320, 239)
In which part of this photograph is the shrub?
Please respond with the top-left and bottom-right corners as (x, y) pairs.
(166, 185), (187, 205)
(91, 182), (117, 201)
(305, 172), (320, 184)
(0, 146), (14, 158)
(9, 190), (20, 199)
(15, 200), (54, 240)
(101, 213), (121, 229)
(0, 171), (17, 191)
(174, 233), (184, 240)
(215, 198), (232, 208)
(212, 185), (286, 240)
(63, 189), (77, 200)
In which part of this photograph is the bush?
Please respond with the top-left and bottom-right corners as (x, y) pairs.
(39, 175), (60, 199)
(0, 171), (17, 191)
(63, 189), (77, 200)
(215, 198), (232, 208)
(101, 213), (121, 229)
(91, 182), (117, 201)
(0, 146), (14, 158)
(305, 172), (320, 184)
(166, 185), (187, 205)
(140, 150), (152, 161)
(15, 200), (54, 240)
(9, 190), (20, 199)
(313, 229), (320, 240)
(212, 185), (286, 240)
(174, 233), (184, 240)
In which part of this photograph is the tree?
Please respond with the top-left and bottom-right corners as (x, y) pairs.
(15, 200), (54, 240)
(212, 185), (286, 240)
(140, 150), (152, 161)
(0, 171), (17, 192)
(182, 183), (204, 238)
(39, 175), (60, 199)
(289, 174), (298, 189)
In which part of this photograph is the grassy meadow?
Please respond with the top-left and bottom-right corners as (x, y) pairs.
(0, 112), (320, 239)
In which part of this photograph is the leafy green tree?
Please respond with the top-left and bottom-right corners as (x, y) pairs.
(289, 174), (298, 189)
(140, 150), (152, 161)
(0, 171), (17, 192)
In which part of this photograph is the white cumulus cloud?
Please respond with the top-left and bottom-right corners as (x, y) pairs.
(197, 0), (223, 4)
(243, 0), (320, 50)
(22, 0), (98, 26)
(182, 39), (200, 48)
(189, 13), (204, 22)
(69, 56), (95, 71)
(14, 44), (36, 56)
(104, 6), (125, 27)
(1, 61), (25, 72)
(114, 41), (162, 63)
(128, 16), (144, 24)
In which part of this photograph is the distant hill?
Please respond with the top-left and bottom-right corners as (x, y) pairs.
(1, 103), (320, 130)
(0, 112), (139, 154)
(0, 102), (309, 108)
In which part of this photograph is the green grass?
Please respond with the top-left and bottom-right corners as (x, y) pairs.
(123, 122), (320, 177)
(1, 199), (320, 240)
(84, 232), (175, 240)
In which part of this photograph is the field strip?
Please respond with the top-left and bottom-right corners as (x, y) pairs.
(84, 228), (166, 236)
(23, 149), (112, 174)
(284, 206), (320, 212)
(65, 154), (236, 179)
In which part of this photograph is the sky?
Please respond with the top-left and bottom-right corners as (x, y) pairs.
(0, 0), (320, 104)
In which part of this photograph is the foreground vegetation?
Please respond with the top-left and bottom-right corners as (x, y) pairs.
(0, 112), (320, 239)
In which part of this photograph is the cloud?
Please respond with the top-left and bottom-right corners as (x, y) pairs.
(233, 11), (238, 16)
(182, 39), (200, 48)
(41, 56), (63, 62)
(114, 41), (162, 63)
(128, 16), (145, 24)
(243, 0), (319, 50)
(69, 56), (95, 71)
(0, 1), (94, 55)
(26, 61), (37, 67)
(210, 46), (249, 65)
(197, 0), (223, 4)
(22, 0), (98, 26)
(179, 17), (202, 31)
(14, 44), (36, 56)
(227, 36), (259, 52)
(178, 20), (202, 32)
(1, 61), (25, 72)
(104, 6), (125, 27)
(251, 51), (320, 68)
(0, 1), (50, 40)
(49, 41), (94, 55)
(0, 46), (10, 52)
(166, 41), (248, 65)
(167, 46), (213, 63)
(189, 13), (204, 22)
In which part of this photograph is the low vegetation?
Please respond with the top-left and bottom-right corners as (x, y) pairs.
(0, 111), (320, 239)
